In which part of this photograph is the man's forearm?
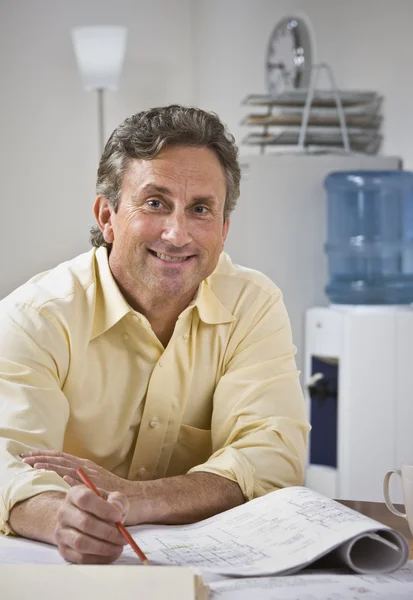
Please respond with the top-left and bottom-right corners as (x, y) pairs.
(126, 472), (245, 526)
(8, 473), (245, 539)
(8, 491), (66, 545)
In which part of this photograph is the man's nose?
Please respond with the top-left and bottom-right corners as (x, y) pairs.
(161, 212), (193, 247)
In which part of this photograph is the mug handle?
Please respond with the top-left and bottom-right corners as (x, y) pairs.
(383, 470), (407, 518)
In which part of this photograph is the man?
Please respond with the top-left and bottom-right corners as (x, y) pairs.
(0, 105), (310, 564)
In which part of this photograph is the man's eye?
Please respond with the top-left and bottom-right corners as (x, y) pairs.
(147, 200), (162, 209)
(194, 205), (209, 214)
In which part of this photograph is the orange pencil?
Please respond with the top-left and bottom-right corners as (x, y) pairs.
(76, 467), (150, 566)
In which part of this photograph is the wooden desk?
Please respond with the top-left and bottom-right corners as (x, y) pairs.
(338, 499), (413, 559)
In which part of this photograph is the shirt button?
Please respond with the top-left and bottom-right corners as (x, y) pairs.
(123, 333), (129, 340)
(139, 467), (146, 477)
(150, 418), (159, 428)
(158, 361), (163, 367)
(182, 333), (189, 339)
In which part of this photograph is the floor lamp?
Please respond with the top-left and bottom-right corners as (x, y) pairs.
(71, 26), (127, 154)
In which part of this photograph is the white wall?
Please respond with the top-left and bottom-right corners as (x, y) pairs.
(2, 0), (413, 305)
(0, 0), (195, 298)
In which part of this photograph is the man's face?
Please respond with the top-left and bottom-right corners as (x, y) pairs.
(99, 145), (230, 304)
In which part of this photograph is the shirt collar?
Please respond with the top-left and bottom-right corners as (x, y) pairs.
(190, 272), (235, 326)
(91, 247), (235, 339)
(91, 247), (132, 340)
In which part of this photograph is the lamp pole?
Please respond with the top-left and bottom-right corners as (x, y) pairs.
(97, 88), (105, 155)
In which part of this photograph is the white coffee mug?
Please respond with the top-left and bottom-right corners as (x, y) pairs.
(383, 463), (413, 535)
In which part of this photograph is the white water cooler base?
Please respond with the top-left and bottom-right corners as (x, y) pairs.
(304, 305), (413, 503)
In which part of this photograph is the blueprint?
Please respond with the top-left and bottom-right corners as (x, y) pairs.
(209, 562), (413, 599)
(120, 486), (409, 576)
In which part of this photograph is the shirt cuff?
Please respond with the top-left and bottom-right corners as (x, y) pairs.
(0, 469), (70, 535)
(187, 446), (256, 500)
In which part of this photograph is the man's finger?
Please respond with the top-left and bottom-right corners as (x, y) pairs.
(21, 450), (71, 458)
(27, 461), (98, 482)
(57, 503), (125, 546)
(32, 462), (74, 472)
(21, 451), (92, 468)
(107, 492), (129, 524)
(63, 475), (82, 487)
(68, 486), (124, 523)
(29, 464), (80, 482)
(56, 537), (124, 564)
(23, 457), (74, 470)
(55, 524), (125, 557)
(59, 547), (123, 565)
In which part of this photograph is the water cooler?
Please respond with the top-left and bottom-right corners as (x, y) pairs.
(305, 171), (413, 503)
(305, 305), (413, 502)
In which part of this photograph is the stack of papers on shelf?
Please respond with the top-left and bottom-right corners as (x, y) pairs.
(241, 90), (383, 155)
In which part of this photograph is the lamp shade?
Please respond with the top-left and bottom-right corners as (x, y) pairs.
(71, 26), (127, 91)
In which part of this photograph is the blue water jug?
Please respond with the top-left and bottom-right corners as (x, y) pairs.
(324, 170), (413, 304)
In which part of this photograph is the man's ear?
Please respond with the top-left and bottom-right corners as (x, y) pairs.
(93, 196), (115, 244)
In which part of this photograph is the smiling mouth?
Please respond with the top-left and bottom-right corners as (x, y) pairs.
(148, 249), (193, 263)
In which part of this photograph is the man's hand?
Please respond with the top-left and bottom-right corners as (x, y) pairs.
(20, 451), (245, 533)
(21, 450), (127, 493)
(54, 484), (129, 564)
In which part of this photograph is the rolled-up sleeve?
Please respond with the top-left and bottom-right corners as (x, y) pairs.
(0, 303), (70, 534)
(189, 290), (310, 500)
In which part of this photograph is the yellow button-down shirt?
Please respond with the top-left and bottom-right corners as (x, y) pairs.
(0, 247), (310, 534)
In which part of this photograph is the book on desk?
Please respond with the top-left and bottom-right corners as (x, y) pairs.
(1, 486), (411, 599)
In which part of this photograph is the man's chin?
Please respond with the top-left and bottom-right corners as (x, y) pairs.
(158, 284), (194, 299)
(151, 275), (199, 299)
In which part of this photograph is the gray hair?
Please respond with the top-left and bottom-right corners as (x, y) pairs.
(90, 104), (241, 247)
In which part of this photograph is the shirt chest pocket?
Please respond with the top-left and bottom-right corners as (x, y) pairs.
(167, 424), (212, 477)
